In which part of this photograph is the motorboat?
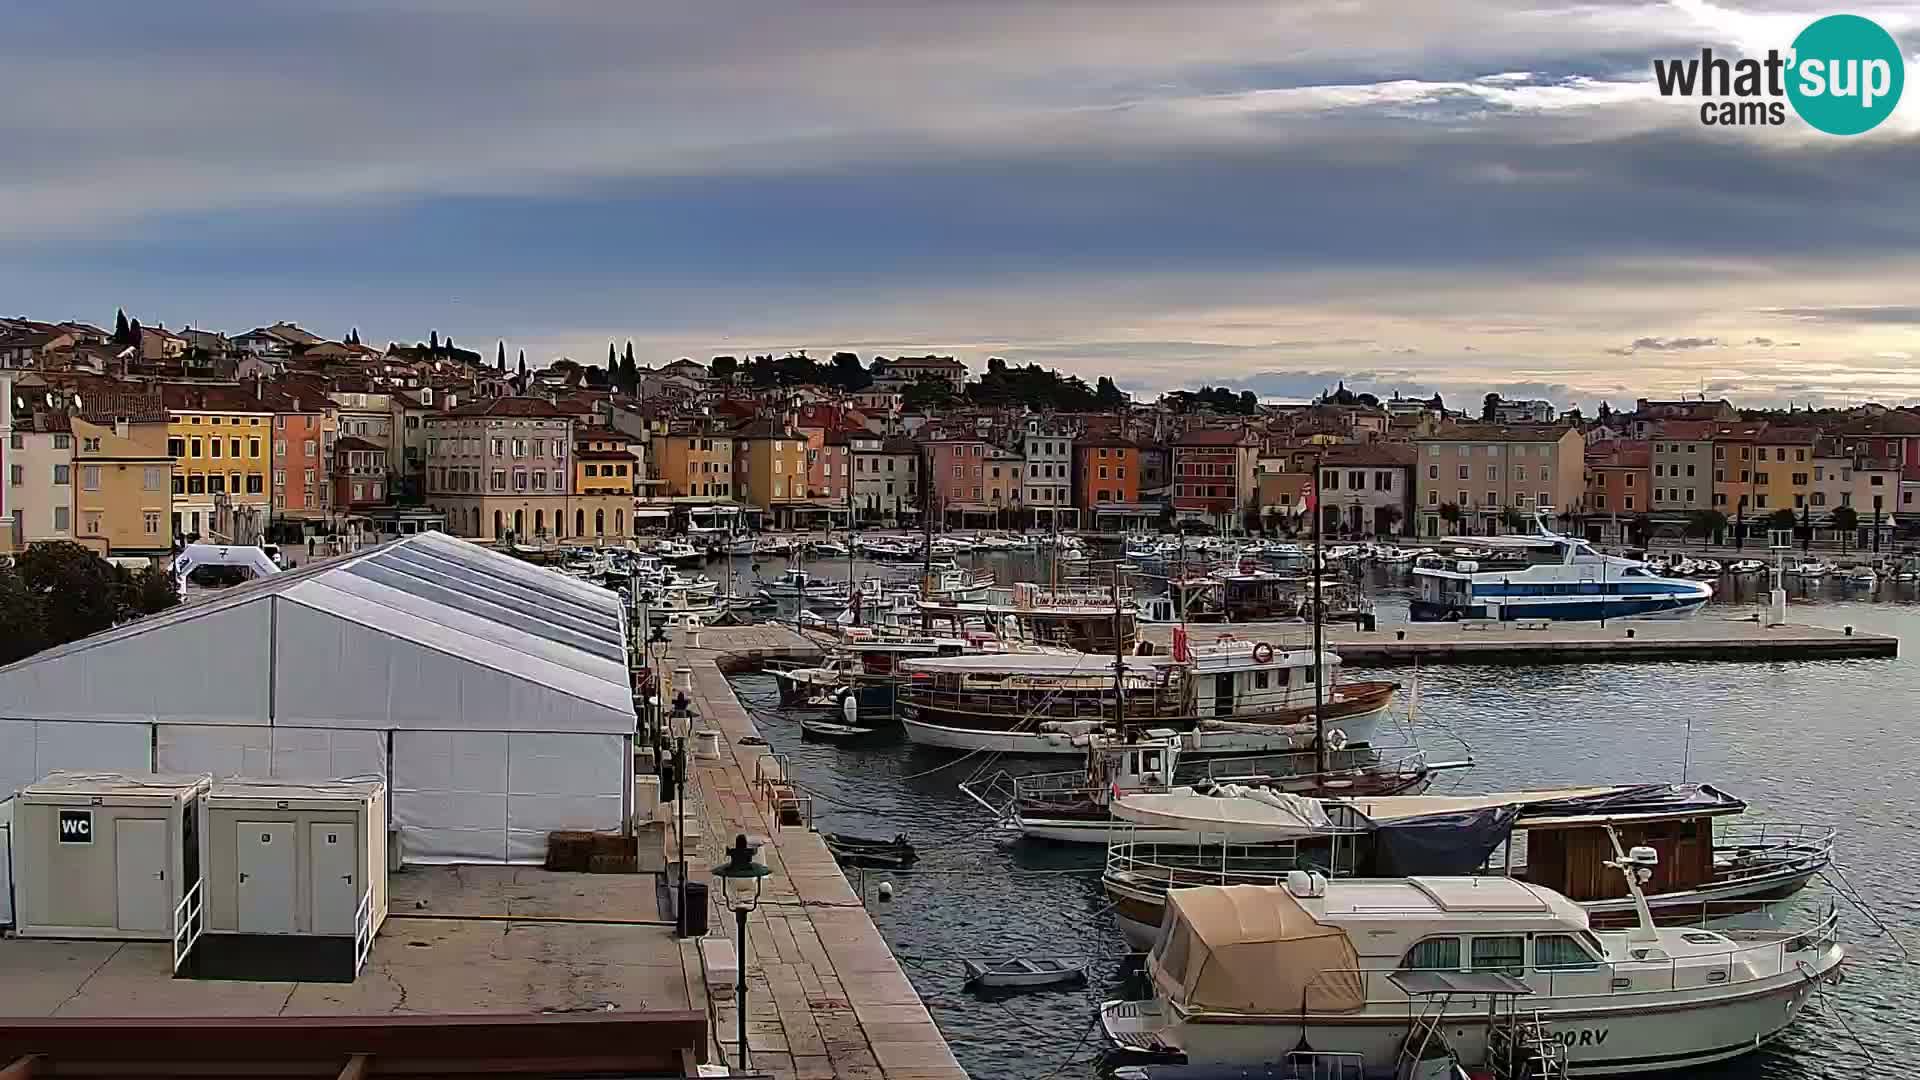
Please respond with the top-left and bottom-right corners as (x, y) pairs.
(1097, 782), (1833, 948)
(756, 535), (801, 557)
(920, 566), (995, 603)
(899, 635), (1397, 756)
(808, 539), (851, 558)
(963, 958), (1086, 990)
(1728, 559), (1765, 575)
(960, 731), (1471, 846)
(1411, 509), (1710, 621)
(1842, 566), (1878, 587)
(1788, 561), (1832, 579)
(822, 832), (917, 869)
(760, 567), (852, 599)
(1101, 850), (1844, 1075)
(725, 535), (758, 556)
(651, 538), (705, 566)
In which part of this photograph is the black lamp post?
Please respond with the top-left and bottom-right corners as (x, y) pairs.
(1735, 496), (1748, 551)
(1874, 496), (1884, 554)
(712, 834), (771, 1072)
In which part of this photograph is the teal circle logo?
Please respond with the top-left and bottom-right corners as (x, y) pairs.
(1787, 14), (1904, 135)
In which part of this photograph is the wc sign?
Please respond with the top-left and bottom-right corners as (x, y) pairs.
(58, 809), (93, 844)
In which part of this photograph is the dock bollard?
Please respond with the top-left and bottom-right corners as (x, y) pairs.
(1625, 628), (1636, 639)
(1396, 629), (1406, 641)
(1845, 625), (1854, 636)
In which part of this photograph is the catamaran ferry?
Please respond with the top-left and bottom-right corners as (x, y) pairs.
(1411, 511), (1710, 622)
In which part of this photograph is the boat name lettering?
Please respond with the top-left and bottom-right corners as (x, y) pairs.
(1549, 1028), (1610, 1048)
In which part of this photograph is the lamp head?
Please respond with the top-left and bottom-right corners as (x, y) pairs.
(712, 833), (770, 911)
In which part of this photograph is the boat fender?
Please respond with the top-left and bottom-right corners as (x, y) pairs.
(843, 693), (859, 727)
(1325, 728), (1348, 752)
(877, 882), (894, 901)
(1251, 641), (1275, 664)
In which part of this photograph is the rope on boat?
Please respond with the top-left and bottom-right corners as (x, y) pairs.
(1820, 863), (1912, 961)
(1802, 960), (1877, 1068)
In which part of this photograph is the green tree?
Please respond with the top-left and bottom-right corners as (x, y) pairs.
(621, 342), (638, 393)
(113, 308), (131, 344)
(0, 562), (46, 664)
(1686, 509), (1728, 549)
(829, 352), (872, 391)
(15, 542), (123, 647)
(430, 330), (439, 351)
(1831, 504), (1859, 553)
(711, 355), (738, 381)
(1439, 502), (1463, 536)
(517, 350), (528, 381)
(121, 565), (180, 617)
(903, 376), (955, 412)
(1500, 506), (1526, 534)
(1482, 393), (1500, 422)
(1380, 504), (1403, 538)
(1095, 376), (1125, 408)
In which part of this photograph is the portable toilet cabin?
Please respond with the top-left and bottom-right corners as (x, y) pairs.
(11, 771), (212, 943)
(189, 778), (388, 982)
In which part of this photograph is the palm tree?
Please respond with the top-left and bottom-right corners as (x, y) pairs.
(1831, 505), (1859, 554)
(1686, 509), (1727, 549)
(1438, 502), (1462, 536)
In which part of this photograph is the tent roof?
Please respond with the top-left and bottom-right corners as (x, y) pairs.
(0, 532), (635, 732)
(1151, 884), (1365, 1015)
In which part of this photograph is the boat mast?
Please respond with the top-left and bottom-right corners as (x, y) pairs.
(1112, 563), (1126, 735)
(847, 479), (859, 626)
(1312, 450), (1326, 776)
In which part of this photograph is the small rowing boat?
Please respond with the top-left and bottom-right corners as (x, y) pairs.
(822, 832), (917, 868)
(962, 957), (1086, 990)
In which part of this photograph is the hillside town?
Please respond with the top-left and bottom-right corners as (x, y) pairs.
(3, 311), (1917, 561)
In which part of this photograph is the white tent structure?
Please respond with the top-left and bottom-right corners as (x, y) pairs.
(0, 532), (635, 864)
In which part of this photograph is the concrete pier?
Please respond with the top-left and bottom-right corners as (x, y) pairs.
(667, 634), (968, 1080)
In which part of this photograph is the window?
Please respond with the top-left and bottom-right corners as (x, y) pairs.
(144, 466), (165, 491)
(1775, 448), (1786, 461)
(208, 474), (226, 494)
(188, 474), (205, 494)
(168, 436), (185, 457)
(1756, 494), (1768, 508)
(249, 438), (260, 458)
(1686, 488), (1695, 502)
(52, 434), (70, 450)
(172, 474), (184, 495)
(1624, 496), (1634, 510)
(1457, 465), (1469, 480)
(53, 506), (69, 532)
(230, 438), (241, 458)
(304, 439), (317, 456)
(246, 473), (263, 494)
(1428, 490), (1438, 505)
(1471, 935), (1525, 977)
(1686, 463), (1695, 477)
(210, 438), (221, 459)
(1253, 669), (1270, 689)
(1486, 465), (1498, 482)
(1871, 474), (1886, 486)
(1512, 466), (1525, 481)
(1595, 493), (1607, 509)
(1485, 490), (1496, 507)
(1624, 474), (1634, 488)
(144, 511), (161, 535)
(1534, 934), (1599, 970)
(304, 468), (316, 485)
(1715, 446), (1726, 459)
(1755, 472), (1768, 485)
(491, 469), (507, 491)
(52, 464), (70, 485)
(81, 465), (100, 490)
(1457, 489), (1468, 505)
(1400, 937), (1461, 971)
(1428, 464), (1439, 479)
(7, 464), (18, 485)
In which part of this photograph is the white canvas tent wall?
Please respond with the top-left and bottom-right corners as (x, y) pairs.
(0, 532), (635, 864)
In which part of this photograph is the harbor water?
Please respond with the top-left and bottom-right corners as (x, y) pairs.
(723, 548), (1918, 1079)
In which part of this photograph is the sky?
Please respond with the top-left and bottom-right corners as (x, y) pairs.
(2, 1), (1917, 410)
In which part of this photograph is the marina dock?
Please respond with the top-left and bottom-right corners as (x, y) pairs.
(694, 615), (1896, 669)
(669, 634), (970, 1080)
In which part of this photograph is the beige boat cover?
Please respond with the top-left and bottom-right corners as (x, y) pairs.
(1148, 884), (1366, 1014)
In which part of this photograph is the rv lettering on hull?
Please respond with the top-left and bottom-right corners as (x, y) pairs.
(1550, 1028), (1610, 1048)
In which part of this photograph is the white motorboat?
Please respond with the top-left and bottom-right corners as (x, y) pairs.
(1412, 510), (1710, 621)
(725, 535), (758, 556)
(1728, 559), (1765, 575)
(808, 539), (851, 558)
(899, 637), (1396, 756)
(760, 567), (852, 599)
(1788, 561), (1832, 579)
(1101, 845), (1844, 1076)
(652, 539), (705, 566)
(1842, 566), (1878, 586)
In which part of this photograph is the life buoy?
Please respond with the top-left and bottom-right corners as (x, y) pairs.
(1252, 641), (1275, 664)
(1326, 728), (1349, 752)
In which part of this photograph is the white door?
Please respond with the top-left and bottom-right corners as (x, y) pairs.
(114, 818), (169, 932)
(237, 821), (296, 934)
(309, 822), (358, 936)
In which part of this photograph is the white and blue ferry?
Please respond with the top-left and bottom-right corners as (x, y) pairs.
(1410, 511), (1711, 621)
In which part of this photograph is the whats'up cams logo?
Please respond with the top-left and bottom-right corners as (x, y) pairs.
(1653, 14), (1904, 134)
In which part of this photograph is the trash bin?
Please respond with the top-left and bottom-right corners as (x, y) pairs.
(679, 880), (709, 937)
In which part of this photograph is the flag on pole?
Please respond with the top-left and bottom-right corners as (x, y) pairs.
(1301, 474), (1317, 513)
(1172, 625), (1191, 663)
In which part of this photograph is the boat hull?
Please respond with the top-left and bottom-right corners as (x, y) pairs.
(1409, 593), (1708, 622)
(1103, 946), (1839, 1076)
(903, 700), (1387, 756)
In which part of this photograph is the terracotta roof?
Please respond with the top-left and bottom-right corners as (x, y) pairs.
(1831, 412), (1920, 437)
(1423, 423), (1574, 443)
(159, 383), (273, 413)
(729, 418), (800, 440)
(1319, 442), (1417, 467)
(1756, 425), (1818, 445)
(576, 448), (636, 461)
(1176, 427), (1257, 447)
(333, 436), (384, 452)
(442, 396), (569, 418)
(1651, 419), (1717, 440)
(75, 392), (170, 424)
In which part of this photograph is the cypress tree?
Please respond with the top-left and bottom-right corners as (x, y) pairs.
(430, 330), (439, 351)
(497, 341), (506, 371)
(114, 309), (130, 343)
(518, 350), (527, 380)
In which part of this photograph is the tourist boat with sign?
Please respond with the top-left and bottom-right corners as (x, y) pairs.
(898, 634), (1396, 755)
(914, 581), (1141, 653)
(1100, 835), (1845, 1076)
(1096, 782), (1834, 950)
(960, 729), (1472, 845)
(1411, 510), (1712, 621)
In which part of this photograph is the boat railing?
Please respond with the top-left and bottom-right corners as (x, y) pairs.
(900, 684), (1178, 722)
(1106, 827), (1370, 887)
(1275, 905), (1841, 1015)
(1712, 822), (1837, 882)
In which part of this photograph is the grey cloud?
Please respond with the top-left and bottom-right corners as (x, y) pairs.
(1766, 307), (1920, 325)
(1606, 336), (1720, 355)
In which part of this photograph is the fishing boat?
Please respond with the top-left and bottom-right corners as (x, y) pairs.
(962, 958), (1086, 990)
(898, 636), (1397, 756)
(760, 567), (853, 599)
(1097, 782), (1834, 949)
(916, 582), (1140, 653)
(1411, 510), (1710, 621)
(1101, 859), (1844, 1076)
(960, 731), (1472, 845)
(921, 566), (995, 603)
(800, 704), (887, 743)
(822, 832), (917, 868)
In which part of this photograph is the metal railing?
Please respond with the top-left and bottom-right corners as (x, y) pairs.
(171, 878), (205, 974)
(1711, 823), (1837, 886)
(353, 885), (376, 975)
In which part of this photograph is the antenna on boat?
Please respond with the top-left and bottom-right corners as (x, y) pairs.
(1311, 450), (1327, 777)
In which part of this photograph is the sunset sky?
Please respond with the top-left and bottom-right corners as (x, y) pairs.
(3, 1), (1916, 409)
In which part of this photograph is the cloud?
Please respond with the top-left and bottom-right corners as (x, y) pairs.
(1764, 306), (1920, 325)
(1606, 336), (1721, 355)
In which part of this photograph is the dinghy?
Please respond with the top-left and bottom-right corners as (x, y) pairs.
(962, 957), (1087, 990)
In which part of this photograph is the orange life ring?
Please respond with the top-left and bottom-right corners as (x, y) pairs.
(1252, 641), (1275, 664)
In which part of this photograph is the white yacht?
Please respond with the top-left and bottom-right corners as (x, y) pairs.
(1102, 851), (1843, 1076)
(1412, 510), (1710, 622)
(760, 567), (852, 600)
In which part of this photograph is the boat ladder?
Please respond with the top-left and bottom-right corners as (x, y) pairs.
(1486, 1008), (1569, 1080)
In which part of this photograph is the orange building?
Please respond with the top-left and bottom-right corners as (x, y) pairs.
(270, 401), (330, 525)
(1075, 435), (1145, 530)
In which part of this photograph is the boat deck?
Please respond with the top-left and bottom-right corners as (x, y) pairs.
(698, 615), (1895, 669)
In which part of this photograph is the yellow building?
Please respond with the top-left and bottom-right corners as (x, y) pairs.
(1753, 425), (1817, 515)
(731, 420), (810, 527)
(72, 400), (174, 555)
(655, 430), (735, 499)
(570, 425), (641, 541)
(162, 385), (272, 540)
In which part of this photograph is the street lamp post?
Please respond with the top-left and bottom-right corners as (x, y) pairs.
(670, 690), (693, 936)
(712, 834), (771, 1072)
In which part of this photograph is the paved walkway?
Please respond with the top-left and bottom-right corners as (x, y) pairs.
(667, 636), (967, 1080)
